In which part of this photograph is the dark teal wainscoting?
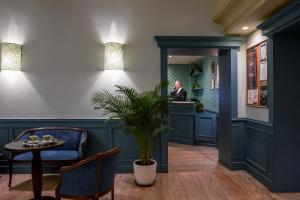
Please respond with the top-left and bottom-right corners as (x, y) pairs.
(231, 119), (273, 189)
(0, 119), (167, 174)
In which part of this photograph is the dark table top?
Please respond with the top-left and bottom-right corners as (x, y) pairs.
(5, 140), (65, 153)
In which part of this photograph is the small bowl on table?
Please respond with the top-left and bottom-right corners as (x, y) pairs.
(41, 135), (57, 145)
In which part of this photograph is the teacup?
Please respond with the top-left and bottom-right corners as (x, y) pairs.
(29, 135), (39, 142)
(43, 135), (54, 141)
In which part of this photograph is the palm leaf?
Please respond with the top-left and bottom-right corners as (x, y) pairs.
(91, 82), (171, 164)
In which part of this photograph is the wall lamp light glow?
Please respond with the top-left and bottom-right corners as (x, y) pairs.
(0, 43), (22, 71)
(104, 42), (124, 70)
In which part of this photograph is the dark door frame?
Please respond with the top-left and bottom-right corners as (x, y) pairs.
(257, 1), (300, 191)
(154, 36), (244, 171)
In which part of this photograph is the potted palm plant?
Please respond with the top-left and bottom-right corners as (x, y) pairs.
(92, 83), (170, 186)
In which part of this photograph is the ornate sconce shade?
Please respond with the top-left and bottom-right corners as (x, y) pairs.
(0, 43), (22, 71)
(104, 42), (124, 70)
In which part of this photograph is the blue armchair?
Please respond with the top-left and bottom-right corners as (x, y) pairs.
(55, 146), (121, 200)
(8, 127), (87, 187)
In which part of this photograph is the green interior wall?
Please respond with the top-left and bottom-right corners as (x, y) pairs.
(194, 56), (219, 112)
(167, 56), (219, 112)
(167, 64), (193, 99)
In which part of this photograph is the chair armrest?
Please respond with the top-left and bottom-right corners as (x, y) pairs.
(59, 153), (98, 174)
(14, 129), (35, 141)
(59, 146), (120, 174)
(77, 130), (87, 159)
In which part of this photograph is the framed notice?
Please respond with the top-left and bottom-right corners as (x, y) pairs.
(211, 61), (219, 90)
(246, 40), (268, 107)
(247, 48), (257, 90)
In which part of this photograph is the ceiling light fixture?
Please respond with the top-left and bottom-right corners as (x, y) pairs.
(242, 26), (249, 30)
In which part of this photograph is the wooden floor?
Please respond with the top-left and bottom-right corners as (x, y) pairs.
(1, 142), (300, 200)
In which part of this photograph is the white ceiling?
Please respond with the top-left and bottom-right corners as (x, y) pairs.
(213, 0), (292, 35)
(168, 56), (204, 64)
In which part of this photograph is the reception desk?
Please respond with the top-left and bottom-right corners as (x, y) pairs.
(168, 102), (218, 146)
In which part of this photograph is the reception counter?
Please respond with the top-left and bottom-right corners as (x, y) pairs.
(168, 102), (218, 146)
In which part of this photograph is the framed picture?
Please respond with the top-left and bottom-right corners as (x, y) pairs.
(246, 40), (268, 107)
(260, 42), (267, 61)
(215, 64), (219, 89)
(211, 61), (219, 90)
(211, 78), (215, 90)
(247, 48), (257, 90)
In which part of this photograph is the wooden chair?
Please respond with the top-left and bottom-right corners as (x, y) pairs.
(55, 146), (121, 200)
(8, 127), (87, 187)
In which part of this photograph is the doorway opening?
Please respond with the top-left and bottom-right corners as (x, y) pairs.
(154, 36), (244, 172)
(167, 47), (220, 171)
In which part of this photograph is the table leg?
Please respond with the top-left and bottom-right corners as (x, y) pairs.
(30, 151), (56, 200)
(32, 151), (42, 200)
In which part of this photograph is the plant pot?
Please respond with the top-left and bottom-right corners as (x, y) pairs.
(133, 159), (157, 186)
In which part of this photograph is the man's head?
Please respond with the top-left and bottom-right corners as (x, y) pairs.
(175, 80), (182, 90)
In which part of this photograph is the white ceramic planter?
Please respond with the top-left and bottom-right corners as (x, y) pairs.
(133, 159), (157, 186)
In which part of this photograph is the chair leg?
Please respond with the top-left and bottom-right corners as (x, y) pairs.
(8, 161), (13, 187)
(111, 187), (114, 200)
(92, 195), (98, 200)
(55, 191), (61, 200)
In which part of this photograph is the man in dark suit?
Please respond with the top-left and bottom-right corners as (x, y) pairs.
(170, 80), (187, 101)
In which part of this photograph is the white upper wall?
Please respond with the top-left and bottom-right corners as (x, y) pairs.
(0, 0), (223, 118)
(237, 30), (269, 122)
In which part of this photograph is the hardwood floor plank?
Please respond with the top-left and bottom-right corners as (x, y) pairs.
(0, 142), (299, 200)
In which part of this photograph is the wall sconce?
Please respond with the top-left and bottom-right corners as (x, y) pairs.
(0, 43), (22, 71)
(104, 42), (124, 70)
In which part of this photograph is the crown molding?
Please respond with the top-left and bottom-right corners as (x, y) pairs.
(214, 0), (266, 30)
(213, 0), (235, 23)
(154, 36), (245, 49)
(257, 1), (300, 36)
(224, 0), (266, 33)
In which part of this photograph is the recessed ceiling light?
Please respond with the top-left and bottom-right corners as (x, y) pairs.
(242, 26), (249, 30)
(168, 55), (172, 58)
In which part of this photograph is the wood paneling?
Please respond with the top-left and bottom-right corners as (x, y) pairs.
(0, 119), (165, 173)
(171, 115), (194, 144)
(231, 119), (273, 189)
(246, 126), (267, 173)
(231, 120), (245, 165)
(195, 111), (218, 146)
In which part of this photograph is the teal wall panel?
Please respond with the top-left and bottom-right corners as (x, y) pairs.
(231, 120), (245, 166)
(84, 127), (108, 156)
(231, 119), (273, 189)
(0, 128), (10, 157)
(167, 64), (193, 98)
(194, 56), (219, 112)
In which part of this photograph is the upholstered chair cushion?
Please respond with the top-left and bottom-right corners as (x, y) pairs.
(60, 160), (98, 196)
(99, 155), (119, 193)
(14, 150), (79, 161)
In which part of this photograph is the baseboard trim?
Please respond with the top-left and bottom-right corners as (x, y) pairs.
(194, 141), (217, 147)
(230, 161), (245, 170)
(245, 163), (272, 190)
(170, 139), (194, 145)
